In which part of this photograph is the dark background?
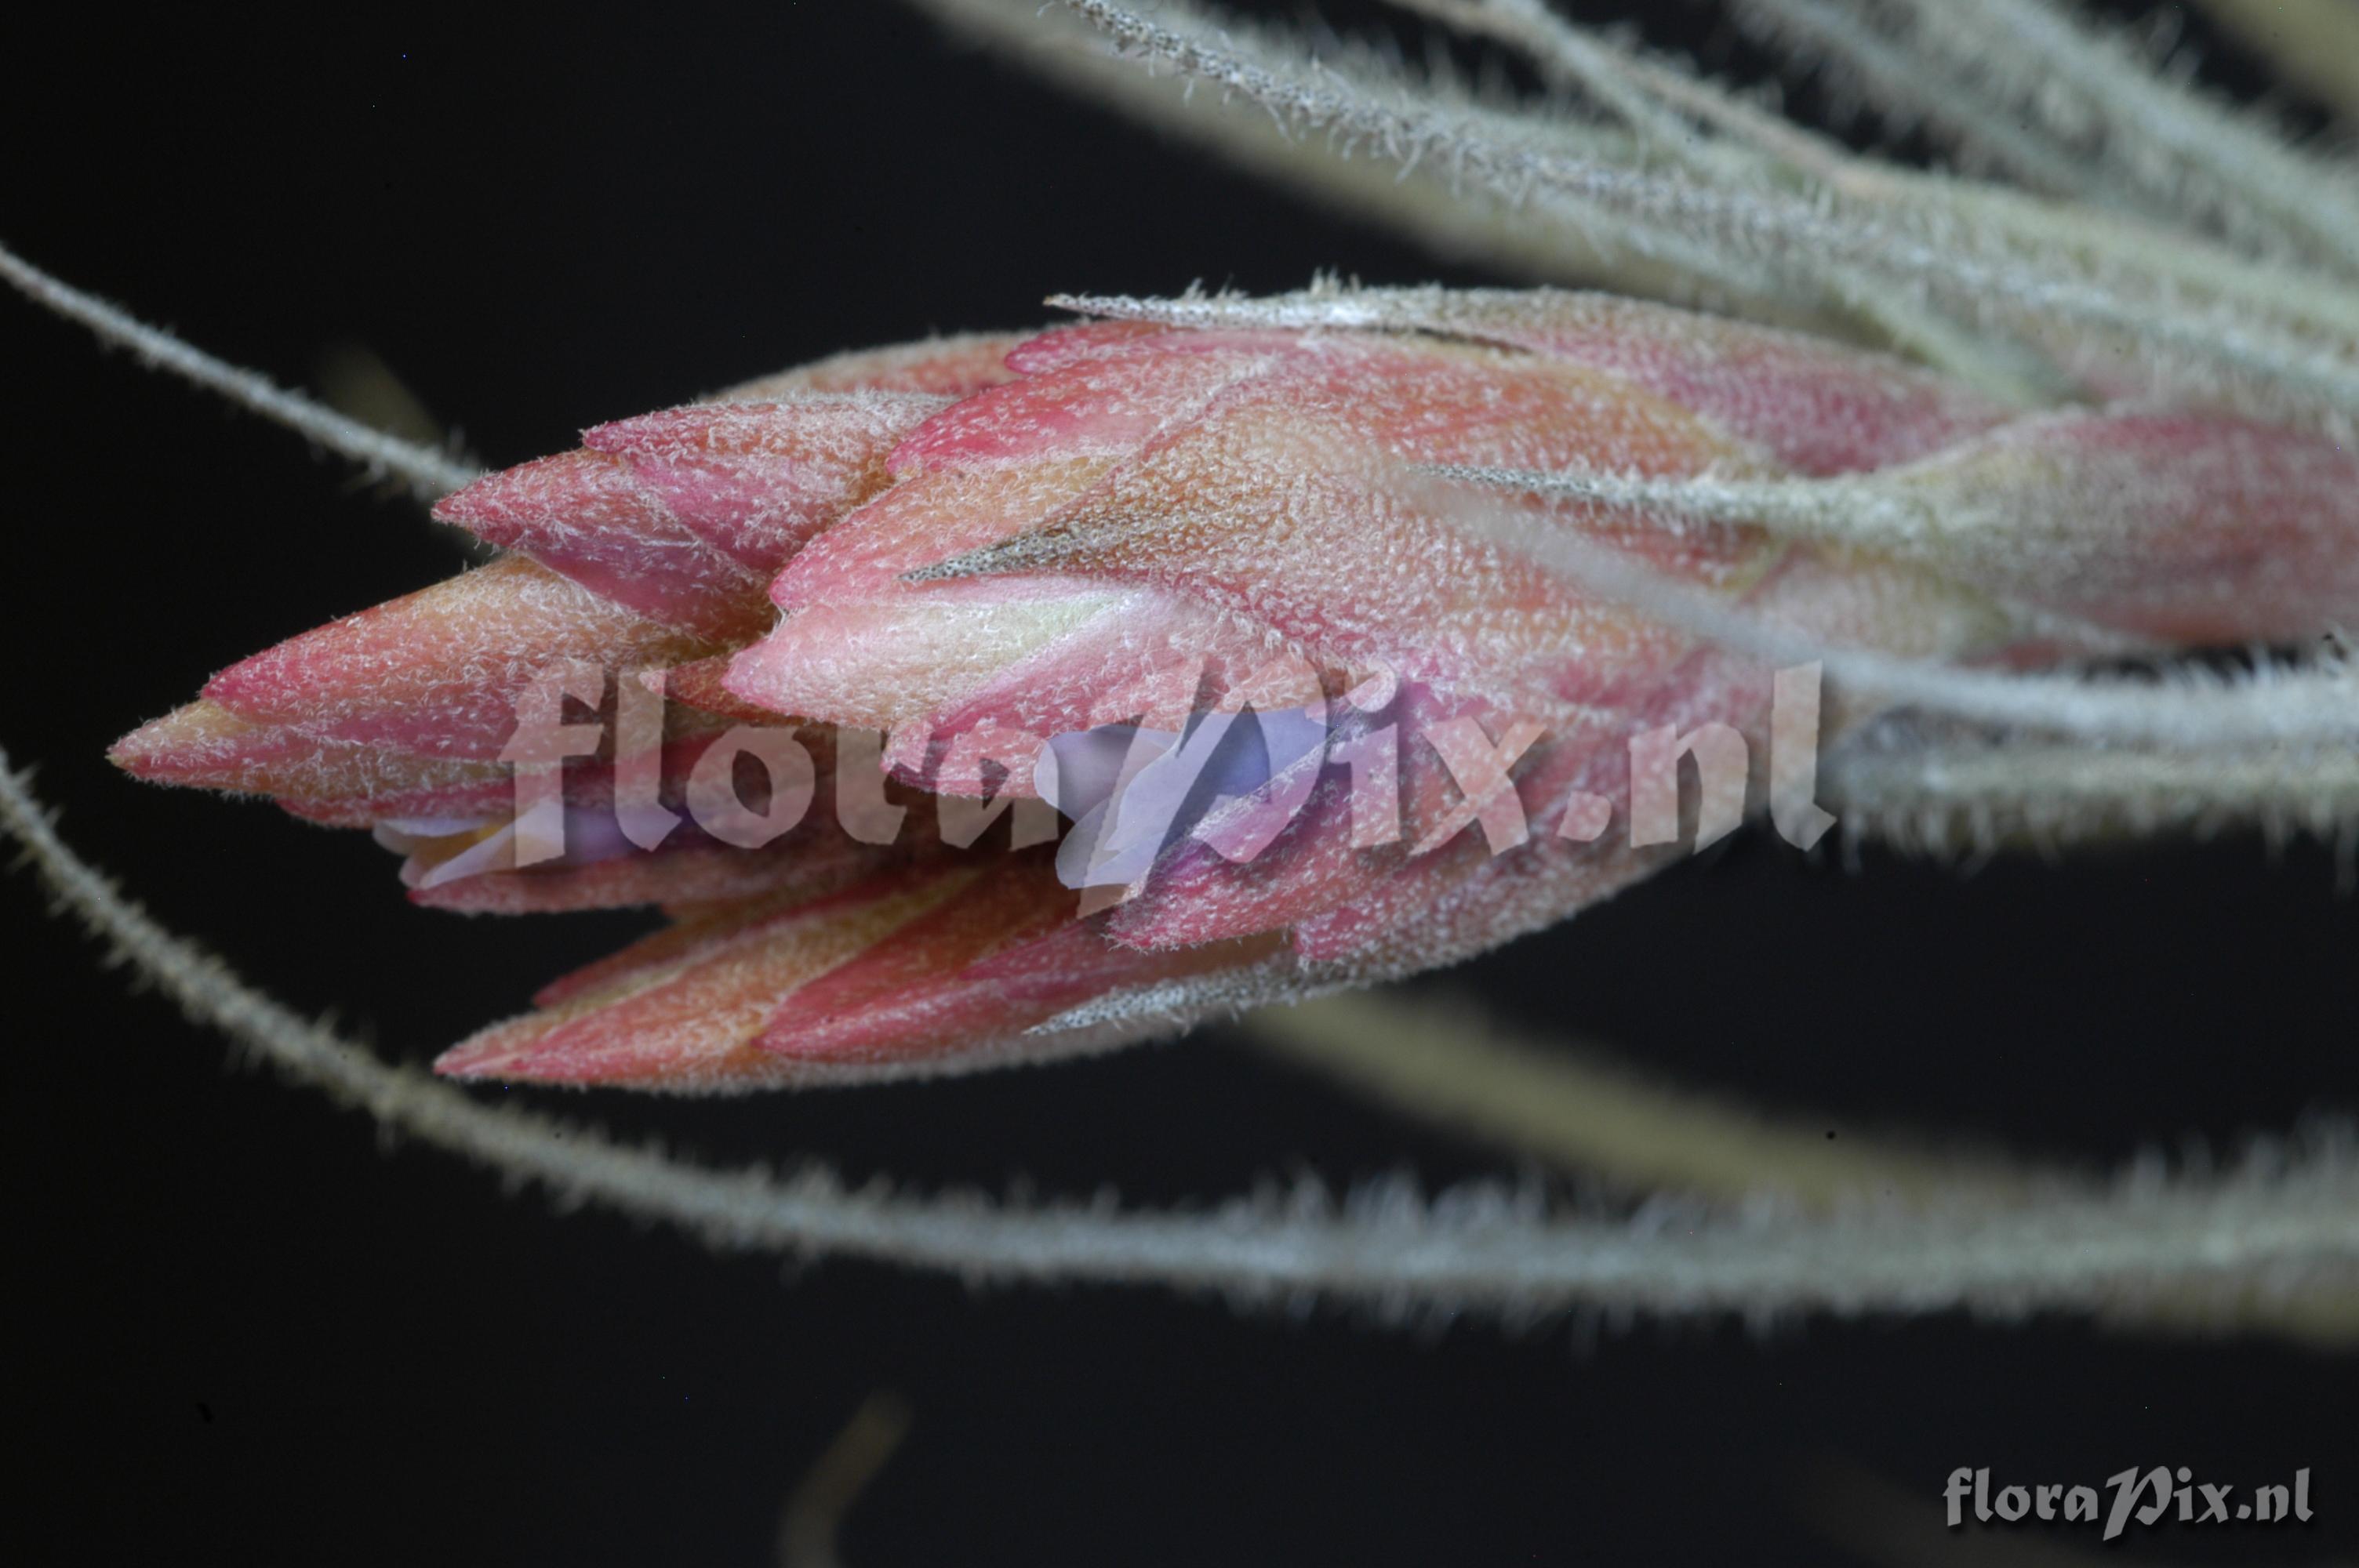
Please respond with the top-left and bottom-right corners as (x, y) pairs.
(5, 3), (2353, 1562)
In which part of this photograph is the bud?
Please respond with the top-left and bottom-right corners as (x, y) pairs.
(112, 291), (2317, 1091)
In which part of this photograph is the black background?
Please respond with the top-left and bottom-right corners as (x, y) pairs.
(5, 3), (2354, 1563)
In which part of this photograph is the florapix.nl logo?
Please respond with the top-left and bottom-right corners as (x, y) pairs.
(403, 652), (1843, 899)
(1946, 1465), (2314, 1541)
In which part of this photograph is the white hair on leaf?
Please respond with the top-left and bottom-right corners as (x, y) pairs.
(5, 754), (2356, 1334)
(0, 241), (483, 503)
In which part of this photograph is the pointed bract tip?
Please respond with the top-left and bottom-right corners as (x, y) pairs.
(109, 700), (278, 788)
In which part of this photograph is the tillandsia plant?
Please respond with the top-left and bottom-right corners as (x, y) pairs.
(8, 0), (2359, 1361)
